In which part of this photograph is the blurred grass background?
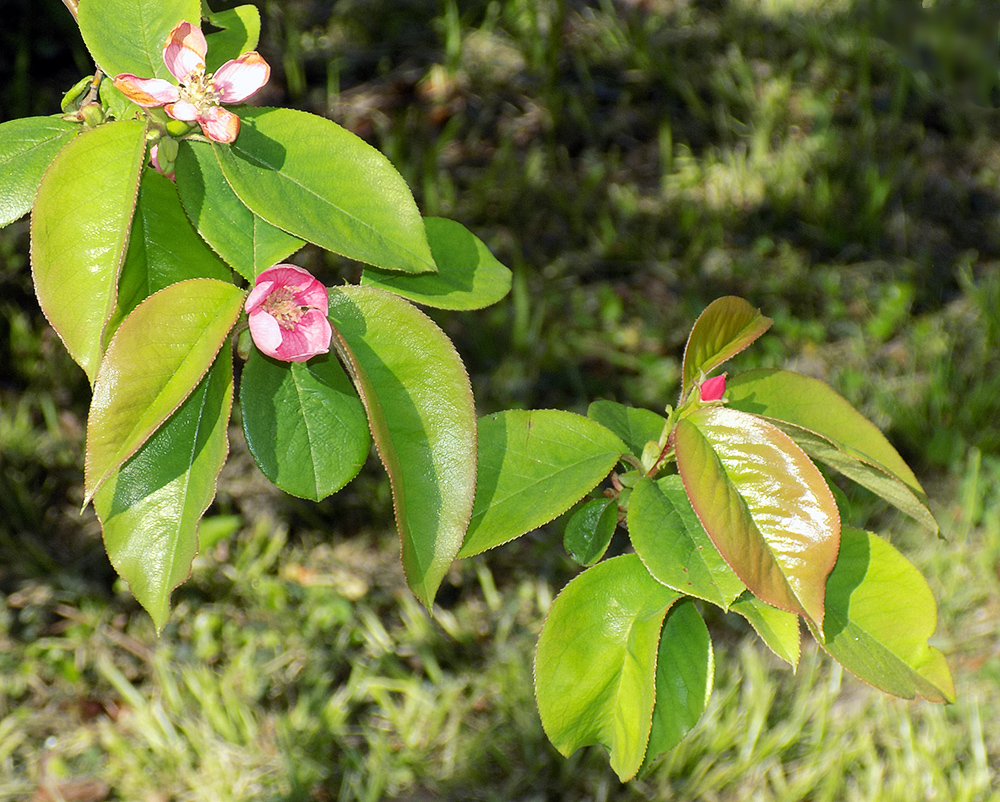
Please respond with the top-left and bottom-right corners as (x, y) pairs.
(1, 0), (999, 799)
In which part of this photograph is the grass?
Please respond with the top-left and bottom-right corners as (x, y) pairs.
(2, 0), (1000, 799)
(1, 492), (997, 801)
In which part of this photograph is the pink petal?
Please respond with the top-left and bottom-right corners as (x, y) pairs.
(197, 106), (241, 143)
(298, 310), (333, 351)
(163, 21), (207, 81)
(245, 279), (276, 313)
(248, 309), (284, 357)
(699, 375), (727, 402)
(272, 311), (333, 362)
(165, 100), (200, 121)
(265, 264), (328, 311)
(112, 74), (178, 106)
(257, 264), (320, 291)
(293, 283), (330, 312)
(257, 264), (314, 282)
(213, 52), (271, 103)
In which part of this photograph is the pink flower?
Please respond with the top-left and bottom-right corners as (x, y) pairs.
(113, 21), (270, 143)
(245, 265), (332, 363)
(699, 374), (726, 402)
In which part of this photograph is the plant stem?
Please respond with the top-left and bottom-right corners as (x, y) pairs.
(84, 71), (104, 105)
(61, 0), (79, 20)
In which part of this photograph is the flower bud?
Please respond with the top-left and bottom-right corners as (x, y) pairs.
(79, 102), (105, 128)
(699, 374), (726, 402)
(166, 119), (194, 137)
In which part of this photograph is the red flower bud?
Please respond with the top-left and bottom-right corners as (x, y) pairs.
(699, 374), (726, 402)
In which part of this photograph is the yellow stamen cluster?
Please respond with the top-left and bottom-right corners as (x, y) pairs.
(177, 69), (221, 113)
(263, 287), (307, 330)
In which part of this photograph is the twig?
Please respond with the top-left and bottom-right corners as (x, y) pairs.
(83, 69), (104, 105)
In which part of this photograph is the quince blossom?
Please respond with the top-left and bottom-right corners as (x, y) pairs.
(245, 265), (332, 363)
(699, 374), (726, 402)
(113, 21), (269, 143)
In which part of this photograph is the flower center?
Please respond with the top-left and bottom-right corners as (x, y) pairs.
(177, 68), (222, 112)
(262, 287), (310, 330)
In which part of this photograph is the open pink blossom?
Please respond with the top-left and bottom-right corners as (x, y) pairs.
(245, 265), (332, 363)
(113, 21), (270, 143)
(699, 374), (726, 402)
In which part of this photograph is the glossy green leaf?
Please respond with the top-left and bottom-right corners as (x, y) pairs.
(535, 554), (680, 781)
(204, 5), (261, 73)
(629, 475), (746, 609)
(0, 117), (78, 229)
(108, 168), (234, 339)
(360, 217), (511, 309)
(94, 342), (233, 631)
(674, 407), (840, 627)
(78, 0), (201, 80)
(681, 297), (772, 394)
(642, 600), (714, 769)
(726, 368), (936, 533)
(458, 410), (627, 558)
(809, 528), (954, 702)
(85, 279), (245, 502)
(240, 349), (371, 501)
(729, 592), (801, 668)
(30, 119), (147, 383)
(564, 497), (618, 566)
(175, 140), (303, 281)
(215, 108), (435, 274)
(587, 400), (667, 458)
(327, 286), (475, 606)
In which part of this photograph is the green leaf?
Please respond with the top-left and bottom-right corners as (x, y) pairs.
(587, 400), (667, 458)
(215, 108), (435, 274)
(729, 592), (801, 668)
(674, 407), (840, 628)
(458, 410), (627, 558)
(108, 168), (234, 339)
(535, 554), (680, 781)
(78, 0), (201, 80)
(360, 217), (511, 309)
(100, 79), (139, 123)
(94, 342), (233, 631)
(642, 600), (714, 769)
(563, 497), (618, 566)
(0, 117), (78, 229)
(85, 278), (245, 503)
(681, 297), (772, 394)
(175, 140), (303, 281)
(811, 528), (954, 703)
(629, 475), (746, 610)
(204, 5), (261, 73)
(327, 287), (475, 606)
(30, 119), (147, 383)
(726, 368), (936, 533)
(240, 349), (371, 501)
(782, 424), (938, 535)
(61, 76), (94, 112)
(726, 369), (918, 483)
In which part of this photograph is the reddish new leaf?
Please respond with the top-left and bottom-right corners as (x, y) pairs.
(675, 407), (840, 627)
(680, 296), (771, 395)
